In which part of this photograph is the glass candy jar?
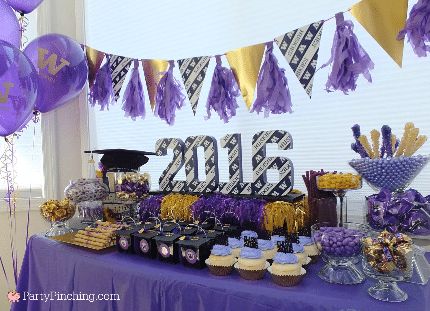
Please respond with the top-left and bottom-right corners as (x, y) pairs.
(40, 199), (76, 237)
(64, 178), (109, 203)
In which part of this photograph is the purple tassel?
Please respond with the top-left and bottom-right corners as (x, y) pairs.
(251, 42), (292, 117)
(321, 13), (374, 94)
(398, 0), (430, 57)
(154, 60), (185, 125)
(206, 55), (239, 123)
(89, 55), (114, 111)
(381, 125), (392, 158)
(122, 60), (145, 120)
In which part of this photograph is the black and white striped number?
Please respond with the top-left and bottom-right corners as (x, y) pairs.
(155, 138), (188, 192)
(184, 135), (219, 193)
(252, 130), (294, 196)
(219, 134), (253, 195)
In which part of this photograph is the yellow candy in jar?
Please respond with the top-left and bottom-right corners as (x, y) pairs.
(317, 173), (361, 190)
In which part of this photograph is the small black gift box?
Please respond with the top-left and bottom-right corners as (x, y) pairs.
(154, 232), (182, 263)
(116, 227), (140, 253)
(200, 219), (215, 230)
(197, 229), (223, 246)
(161, 221), (181, 233)
(132, 229), (160, 258)
(176, 236), (212, 269)
(214, 224), (239, 238)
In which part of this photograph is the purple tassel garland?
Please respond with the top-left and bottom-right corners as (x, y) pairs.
(251, 42), (292, 117)
(89, 55), (115, 111)
(206, 55), (240, 123)
(321, 13), (374, 94)
(122, 60), (146, 120)
(154, 60), (185, 125)
(398, 0), (430, 57)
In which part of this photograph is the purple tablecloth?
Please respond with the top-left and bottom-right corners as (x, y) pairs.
(12, 235), (430, 311)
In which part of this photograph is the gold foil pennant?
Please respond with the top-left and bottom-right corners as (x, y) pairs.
(85, 46), (105, 87)
(351, 0), (408, 67)
(226, 43), (265, 109)
(142, 59), (169, 110)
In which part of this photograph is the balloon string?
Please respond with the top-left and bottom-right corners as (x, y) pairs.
(18, 14), (29, 49)
(11, 141), (18, 285)
(0, 256), (10, 289)
(25, 124), (36, 245)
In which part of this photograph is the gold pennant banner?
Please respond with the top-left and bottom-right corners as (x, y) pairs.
(351, 0), (408, 67)
(142, 59), (169, 110)
(226, 43), (265, 109)
(86, 47), (105, 87)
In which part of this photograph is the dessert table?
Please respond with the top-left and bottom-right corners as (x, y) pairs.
(12, 235), (430, 311)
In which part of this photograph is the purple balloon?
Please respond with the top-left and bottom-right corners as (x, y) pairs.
(24, 34), (88, 113)
(0, 40), (38, 137)
(0, 0), (20, 47)
(6, 0), (43, 14)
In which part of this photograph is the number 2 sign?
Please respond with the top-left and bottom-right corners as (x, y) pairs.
(155, 130), (294, 197)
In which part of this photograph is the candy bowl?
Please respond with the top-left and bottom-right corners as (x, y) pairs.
(311, 222), (366, 285)
(362, 231), (414, 302)
(349, 155), (429, 193)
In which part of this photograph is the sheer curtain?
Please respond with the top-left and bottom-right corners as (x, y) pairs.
(85, 0), (430, 215)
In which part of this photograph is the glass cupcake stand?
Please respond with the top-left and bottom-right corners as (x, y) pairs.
(349, 155), (430, 286)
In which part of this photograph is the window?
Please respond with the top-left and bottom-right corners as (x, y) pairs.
(85, 1), (430, 217)
(0, 11), (43, 204)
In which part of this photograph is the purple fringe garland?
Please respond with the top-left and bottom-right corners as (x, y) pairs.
(138, 195), (163, 221)
(251, 42), (292, 117)
(89, 55), (115, 111)
(321, 13), (374, 94)
(154, 60), (185, 125)
(205, 55), (239, 123)
(122, 60), (145, 120)
(398, 0), (430, 57)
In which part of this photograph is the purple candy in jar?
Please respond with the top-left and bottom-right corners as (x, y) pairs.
(317, 226), (363, 257)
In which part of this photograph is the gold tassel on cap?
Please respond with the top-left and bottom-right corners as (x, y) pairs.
(226, 43), (265, 109)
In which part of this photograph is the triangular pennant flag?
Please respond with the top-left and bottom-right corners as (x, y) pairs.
(86, 46), (105, 88)
(226, 43), (265, 109)
(177, 56), (210, 115)
(275, 21), (323, 98)
(351, 0), (408, 67)
(142, 59), (169, 110)
(110, 55), (132, 100)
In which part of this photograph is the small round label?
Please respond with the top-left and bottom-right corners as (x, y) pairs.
(158, 243), (170, 258)
(185, 249), (197, 264)
(140, 239), (149, 253)
(119, 237), (129, 250)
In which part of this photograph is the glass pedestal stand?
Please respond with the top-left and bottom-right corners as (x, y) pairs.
(45, 221), (73, 237)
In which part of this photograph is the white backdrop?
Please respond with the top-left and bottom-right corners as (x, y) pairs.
(85, 0), (430, 210)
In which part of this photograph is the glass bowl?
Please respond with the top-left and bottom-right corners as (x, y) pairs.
(311, 222), (366, 284)
(349, 155), (429, 193)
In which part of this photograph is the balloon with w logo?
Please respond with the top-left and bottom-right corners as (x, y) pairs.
(24, 34), (88, 113)
(0, 40), (38, 137)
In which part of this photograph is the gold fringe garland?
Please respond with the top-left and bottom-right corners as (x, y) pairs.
(160, 193), (199, 221)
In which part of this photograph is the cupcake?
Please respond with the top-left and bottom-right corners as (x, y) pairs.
(258, 239), (277, 260)
(208, 245), (235, 267)
(206, 245), (236, 276)
(292, 243), (309, 265)
(271, 252), (302, 275)
(235, 247), (268, 280)
(228, 237), (241, 257)
(299, 236), (319, 258)
(269, 252), (306, 287)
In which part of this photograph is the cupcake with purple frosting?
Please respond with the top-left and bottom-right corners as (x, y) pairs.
(235, 247), (268, 280)
(268, 252), (306, 286)
(206, 244), (236, 276)
(292, 243), (309, 265)
(258, 239), (276, 260)
(299, 236), (319, 258)
(228, 237), (241, 257)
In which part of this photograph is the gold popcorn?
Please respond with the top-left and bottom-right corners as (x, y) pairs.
(317, 173), (361, 190)
(40, 199), (76, 222)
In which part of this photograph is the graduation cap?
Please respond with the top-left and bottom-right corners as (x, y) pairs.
(85, 149), (156, 171)
(277, 240), (293, 253)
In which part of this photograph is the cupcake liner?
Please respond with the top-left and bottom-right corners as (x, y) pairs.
(302, 256), (312, 266)
(205, 259), (234, 276)
(234, 261), (269, 280)
(268, 267), (306, 287)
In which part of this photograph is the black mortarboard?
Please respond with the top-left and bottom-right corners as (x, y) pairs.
(85, 149), (156, 171)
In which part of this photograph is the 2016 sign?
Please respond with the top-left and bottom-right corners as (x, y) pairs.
(155, 130), (294, 196)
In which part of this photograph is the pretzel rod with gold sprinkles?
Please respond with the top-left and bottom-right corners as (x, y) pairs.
(358, 135), (374, 158)
(370, 129), (380, 159)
